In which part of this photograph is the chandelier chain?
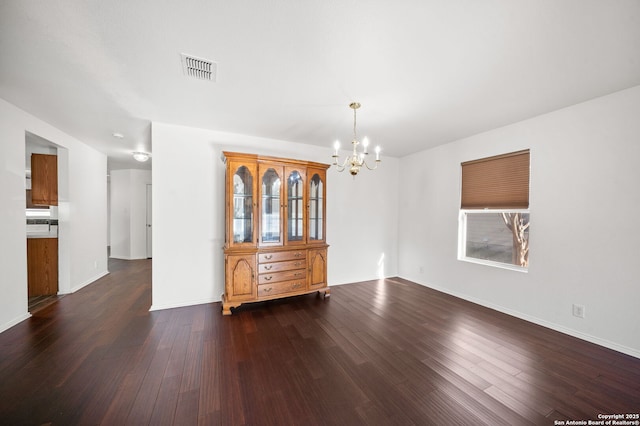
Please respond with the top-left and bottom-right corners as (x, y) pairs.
(353, 106), (357, 142)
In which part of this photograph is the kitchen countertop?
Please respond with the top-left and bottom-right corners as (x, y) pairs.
(26, 224), (58, 239)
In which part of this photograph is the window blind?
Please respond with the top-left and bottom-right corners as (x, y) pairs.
(461, 149), (530, 209)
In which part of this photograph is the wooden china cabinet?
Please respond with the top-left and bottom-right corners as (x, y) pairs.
(222, 151), (330, 315)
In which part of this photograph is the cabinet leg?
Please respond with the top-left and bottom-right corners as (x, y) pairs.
(318, 288), (330, 299)
(221, 295), (241, 315)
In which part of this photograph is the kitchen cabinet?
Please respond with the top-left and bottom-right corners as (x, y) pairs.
(31, 153), (58, 206)
(222, 152), (330, 315)
(27, 237), (58, 297)
(26, 190), (48, 209)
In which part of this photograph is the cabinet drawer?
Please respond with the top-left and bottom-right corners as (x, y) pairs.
(258, 280), (306, 297)
(258, 259), (306, 274)
(258, 250), (306, 264)
(259, 269), (306, 285)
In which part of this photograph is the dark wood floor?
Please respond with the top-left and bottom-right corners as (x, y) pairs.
(1, 259), (638, 425)
(28, 294), (65, 314)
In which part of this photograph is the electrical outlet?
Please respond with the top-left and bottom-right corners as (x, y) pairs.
(572, 304), (585, 318)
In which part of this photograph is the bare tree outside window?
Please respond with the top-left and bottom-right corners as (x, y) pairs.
(501, 213), (529, 267)
(462, 211), (530, 269)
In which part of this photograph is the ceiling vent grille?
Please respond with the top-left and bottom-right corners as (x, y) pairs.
(181, 53), (216, 81)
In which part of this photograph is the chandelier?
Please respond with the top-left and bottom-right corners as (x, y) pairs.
(331, 102), (381, 176)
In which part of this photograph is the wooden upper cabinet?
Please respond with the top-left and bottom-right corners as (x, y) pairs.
(223, 153), (328, 250)
(307, 168), (326, 244)
(26, 190), (48, 209)
(31, 154), (58, 206)
(259, 163), (284, 247)
(226, 158), (258, 248)
(284, 167), (306, 245)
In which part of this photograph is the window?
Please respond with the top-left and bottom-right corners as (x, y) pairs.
(459, 150), (530, 271)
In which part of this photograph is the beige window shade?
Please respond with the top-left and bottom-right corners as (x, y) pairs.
(461, 150), (530, 209)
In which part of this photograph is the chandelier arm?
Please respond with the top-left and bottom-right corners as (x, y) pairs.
(332, 155), (350, 172)
(362, 159), (380, 171)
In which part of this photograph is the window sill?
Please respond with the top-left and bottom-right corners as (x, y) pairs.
(458, 256), (528, 273)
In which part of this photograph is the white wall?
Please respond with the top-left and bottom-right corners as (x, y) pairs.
(151, 123), (399, 310)
(109, 169), (152, 260)
(0, 98), (108, 333)
(398, 85), (640, 358)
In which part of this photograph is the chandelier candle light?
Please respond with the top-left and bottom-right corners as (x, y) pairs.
(332, 102), (381, 176)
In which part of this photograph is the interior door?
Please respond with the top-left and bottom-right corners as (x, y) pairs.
(146, 184), (152, 259)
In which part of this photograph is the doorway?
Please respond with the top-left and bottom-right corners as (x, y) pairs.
(26, 132), (65, 313)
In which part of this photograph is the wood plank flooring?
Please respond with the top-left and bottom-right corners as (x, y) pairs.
(28, 294), (65, 314)
(0, 258), (638, 425)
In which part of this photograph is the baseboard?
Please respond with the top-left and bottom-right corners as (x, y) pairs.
(398, 276), (640, 360)
(150, 296), (221, 312)
(109, 255), (149, 260)
(67, 270), (109, 294)
(0, 312), (32, 334)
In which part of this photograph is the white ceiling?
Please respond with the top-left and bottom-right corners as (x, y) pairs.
(2, 1), (639, 171)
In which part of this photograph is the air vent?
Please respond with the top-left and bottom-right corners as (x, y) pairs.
(181, 53), (216, 81)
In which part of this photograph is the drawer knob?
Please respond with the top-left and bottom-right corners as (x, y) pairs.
(264, 287), (272, 293)
(294, 252), (302, 257)
(264, 276), (273, 281)
(294, 262), (301, 267)
(294, 272), (302, 276)
(264, 265), (273, 270)
(264, 254), (273, 260)
(292, 283), (302, 289)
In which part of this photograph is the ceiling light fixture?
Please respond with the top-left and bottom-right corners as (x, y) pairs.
(331, 102), (381, 176)
(132, 152), (151, 162)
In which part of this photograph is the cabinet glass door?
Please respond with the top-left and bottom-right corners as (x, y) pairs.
(233, 166), (254, 244)
(309, 173), (324, 241)
(287, 170), (304, 242)
(261, 168), (282, 244)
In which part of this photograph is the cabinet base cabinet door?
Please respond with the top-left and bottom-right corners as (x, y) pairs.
(27, 238), (58, 297)
(308, 248), (328, 289)
(225, 254), (256, 302)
